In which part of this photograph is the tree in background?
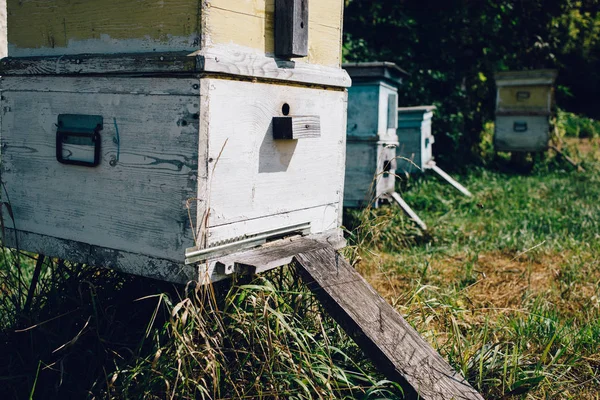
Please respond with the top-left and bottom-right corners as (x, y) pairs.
(343, 0), (600, 166)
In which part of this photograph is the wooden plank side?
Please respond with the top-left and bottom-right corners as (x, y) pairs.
(274, 0), (309, 58)
(204, 78), (346, 230)
(272, 116), (320, 140)
(294, 247), (483, 400)
(204, 0), (342, 67)
(205, 204), (341, 247)
(497, 85), (553, 114)
(3, 229), (198, 284)
(1, 77), (201, 261)
(198, 47), (351, 87)
(0, 52), (198, 75)
(7, 0), (200, 56)
(494, 115), (550, 152)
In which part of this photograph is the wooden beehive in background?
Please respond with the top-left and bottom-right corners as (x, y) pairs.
(494, 69), (558, 152)
(0, 0), (350, 283)
(396, 105), (436, 174)
(342, 62), (407, 207)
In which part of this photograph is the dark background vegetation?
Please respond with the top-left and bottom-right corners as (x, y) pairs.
(343, 0), (600, 165)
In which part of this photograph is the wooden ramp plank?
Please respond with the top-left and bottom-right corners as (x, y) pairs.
(294, 246), (483, 400)
(426, 161), (473, 198)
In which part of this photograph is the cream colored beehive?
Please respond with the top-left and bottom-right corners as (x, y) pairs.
(0, 0), (350, 283)
(494, 69), (558, 152)
(342, 62), (407, 207)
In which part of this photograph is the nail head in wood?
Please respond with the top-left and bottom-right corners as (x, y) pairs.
(275, 0), (309, 58)
(273, 116), (320, 140)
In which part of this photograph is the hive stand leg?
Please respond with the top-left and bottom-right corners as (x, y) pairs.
(294, 246), (484, 400)
(23, 253), (45, 313)
(390, 192), (428, 231)
(425, 161), (472, 197)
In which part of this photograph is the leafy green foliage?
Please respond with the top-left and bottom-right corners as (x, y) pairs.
(349, 144), (600, 398)
(343, 0), (600, 165)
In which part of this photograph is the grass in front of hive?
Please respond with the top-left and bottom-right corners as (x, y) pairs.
(0, 254), (403, 399)
(1, 118), (599, 399)
(345, 138), (600, 399)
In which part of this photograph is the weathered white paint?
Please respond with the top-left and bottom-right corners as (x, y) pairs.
(344, 140), (397, 208)
(0, 0), (6, 59)
(396, 106), (436, 173)
(1, 76), (201, 261)
(201, 78), (347, 245)
(494, 115), (550, 152)
(195, 45), (352, 88)
(1, 75), (347, 280)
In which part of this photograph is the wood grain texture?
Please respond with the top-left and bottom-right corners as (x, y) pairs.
(7, 0), (200, 56)
(204, 0), (343, 67)
(272, 116), (320, 140)
(294, 246), (484, 400)
(496, 85), (553, 115)
(207, 230), (344, 276)
(494, 115), (550, 152)
(1, 76), (201, 261)
(3, 229), (198, 283)
(203, 78), (346, 234)
(344, 140), (397, 208)
(0, 52), (198, 75)
(0, 50), (351, 88)
(197, 47), (351, 87)
(274, 0), (308, 58)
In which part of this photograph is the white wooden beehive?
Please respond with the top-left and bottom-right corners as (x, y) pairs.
(494, 69), (557, 152)
(396, 106), (436, 173)
(0, 0), (350, 283)
(342, 62), (407, 207)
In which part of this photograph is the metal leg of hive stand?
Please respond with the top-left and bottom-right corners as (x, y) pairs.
(390, 192), (427, 231)
(23, 253), (45, 313)
(425, 161), (472, 197)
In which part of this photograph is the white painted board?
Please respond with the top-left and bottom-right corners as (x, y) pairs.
(202, 78), (347, 245)
(1, 76), (348, 281)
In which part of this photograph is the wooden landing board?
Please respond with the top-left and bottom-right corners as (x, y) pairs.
(294, 246), (483, 400)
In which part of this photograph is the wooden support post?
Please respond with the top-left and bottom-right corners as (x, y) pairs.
(549, 145), (585, 172)
(390, 192), (428, 231)
(294, 246), (484, 400)
(426, 161), (472, 197)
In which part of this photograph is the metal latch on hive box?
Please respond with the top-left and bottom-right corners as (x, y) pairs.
(56, 114), (103, 167)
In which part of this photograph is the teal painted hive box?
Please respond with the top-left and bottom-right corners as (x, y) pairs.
(342, 62), (408, 208)
(396, 105), (436, 173)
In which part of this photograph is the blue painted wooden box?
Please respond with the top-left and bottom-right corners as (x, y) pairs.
(342, 62), (408, 207)
(396, 105), (436, 173)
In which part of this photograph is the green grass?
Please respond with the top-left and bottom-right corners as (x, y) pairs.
(1, 138), (599, 399)
(346, 142), (600, 398)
